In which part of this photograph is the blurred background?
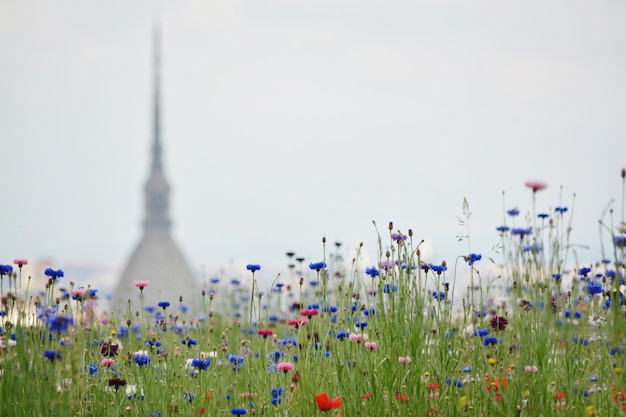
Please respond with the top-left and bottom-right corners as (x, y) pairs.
(1, 1), (625, 302)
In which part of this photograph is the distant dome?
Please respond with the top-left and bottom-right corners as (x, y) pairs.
(111, 27), (201, 317)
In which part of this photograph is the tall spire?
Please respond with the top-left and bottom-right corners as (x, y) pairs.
(143, 25), (171, 233)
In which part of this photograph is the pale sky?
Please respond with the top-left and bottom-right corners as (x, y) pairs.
(1, 1), (625, 288)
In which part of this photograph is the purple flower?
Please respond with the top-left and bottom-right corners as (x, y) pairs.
(511, 227), (532, 237)
(391, 233), (407, 243)
(507, 207), (520, 216)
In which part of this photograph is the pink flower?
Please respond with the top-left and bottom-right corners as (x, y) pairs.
(13, 259), (28, 267)
(524, 365), (538, 373)
(101, 358), (115, 367)
(71, 288), (86, 299)
(524, 180), (547, 192)
(257, 328), (273, 338)
(133, 281), (149, 290)
(277, 362), (294, 373)
(398, 356), (412, 365)
(300, 308), (319, 318)
(349, 333), (368, 343)
(364, 341), (378, 350)
(287, 318), (307, 327)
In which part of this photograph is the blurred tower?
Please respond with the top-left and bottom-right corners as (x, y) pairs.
(112, 28), (200, 316)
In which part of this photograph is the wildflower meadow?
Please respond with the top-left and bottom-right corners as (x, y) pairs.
(1, 172), (625, 417)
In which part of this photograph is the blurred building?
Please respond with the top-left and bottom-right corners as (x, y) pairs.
(112, 28), (200, 317)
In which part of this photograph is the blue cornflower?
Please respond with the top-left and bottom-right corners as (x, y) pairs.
(579, 267), (592, 276)
(182, 338), (197, 346)
(383, 284), (397, 293)
(44, 268), (64, 279)
(158, 301), (170, 309)
(507, 207), (520, 216)
(365, 266), (380, 277)
(309, 262), (327, 271)
(231, 279), (241, 285)
(586, 282), (603, 295)
(552, 273), (562, 281)
(615, 236), (626, 248)
(47, 315), (74, 333)
(432, 291), (445, 300)
(246, 264), (261, 272)
(555, 206), (568, 214)
(44, 350), (62, 361)
(0, 264), (13, 276)
(191, 358), (211, 371)
(355, 321), (368, 328)
(523, 243), (543, 253)
(466, 253), (482, 265)
(231, 408), (247, 415)
(271, 386), (283, 398)
(575, 311), (582, 319)
(336, 331), (350, 340)
(134, 351), (151, 366)
(86, 363), (98, 376)
(511, 227), (532, 237)
(496, 225), (510, 233)
(473, 329), (490, 337)
(537, 213), (549, 219)
(429, 264), (447, 274)
(461, 365), (473, 372)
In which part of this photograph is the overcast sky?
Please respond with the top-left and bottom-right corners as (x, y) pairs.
(1, 1), (625, 285)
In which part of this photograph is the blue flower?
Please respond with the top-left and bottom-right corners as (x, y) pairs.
(615, 236), (626, 248)
(432, 291), (445, 300)
(496, 225), (510, 232)
(0, 264), (13, 276)
(579, 267), (592, 276)
(44, 268), (64, 279)
(552, 273), (562, 281)
(507, 207), (520, 216)
(47, 315), (74, 333)
(182, 338), (197, 346)
(246, 264), (261, 272)
(231, 408), (247, 415)
(466, 253), (482, 265)
(309, 262), (327, 271)
(429, 264), (447, 274)
(523, 243), (543, 253)
(555, 206), (568, 214)
(355, 321), (368, 328)
(134, 351), (151, 366)
(158, 301), (170, 309)
(473, 329), (489, 337)
(191, 358), (211, 371)
(586, 282), (603, 295)
(383, 284), (397, 293)
(44, 350), (62, 361)
(537, 213), (549, 219)
(511, 227), (532, 237)
(365, 266), (380, 277)
(86, 364), (98, 376)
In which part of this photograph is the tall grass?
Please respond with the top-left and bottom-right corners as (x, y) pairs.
(0, 175), (625, 417)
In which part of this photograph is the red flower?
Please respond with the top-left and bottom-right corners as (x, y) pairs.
(489, 315), (509, 331)
(315, 392), (342, 411)
(360, 392), (374, 399)
(395, 392), (409, 401)
(427, 383), (440, 390)
(554, 392), (567, 399)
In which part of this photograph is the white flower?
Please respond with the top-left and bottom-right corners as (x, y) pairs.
(588, 315), (606, 327)
(125, 384), (137, 397)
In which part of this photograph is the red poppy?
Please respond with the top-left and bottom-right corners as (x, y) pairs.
(395, 392), (409, 401)
(427, 383), (440, 390)
(315, 392), (342, 411)
(554, 392), (567, 399)
(360, 392), (374, 399)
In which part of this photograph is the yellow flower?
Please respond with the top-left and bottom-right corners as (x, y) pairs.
(615, 367), (622, 375)
(488, 357), (497, 365)
(458, 395), (468, 410)
(585, 405), (595, 416)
